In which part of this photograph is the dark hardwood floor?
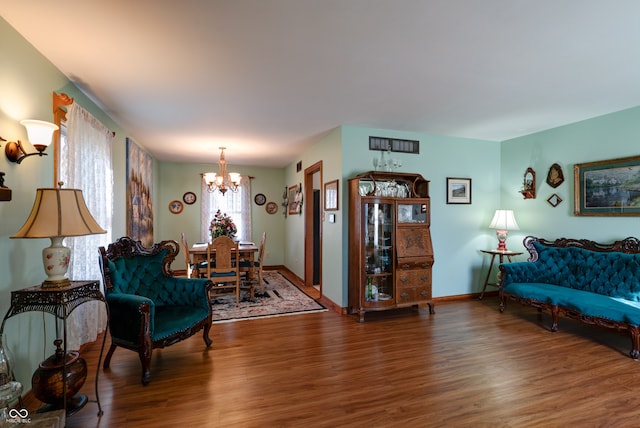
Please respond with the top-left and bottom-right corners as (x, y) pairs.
(23, 295), (640, 427)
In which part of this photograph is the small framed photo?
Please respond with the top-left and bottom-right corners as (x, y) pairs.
(324, 179), (339, 211)
(446, 177), (472, 204)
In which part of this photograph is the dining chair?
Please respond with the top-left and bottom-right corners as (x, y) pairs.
(240, 232), (267, 295)
(182, 232), (209, 278)
(181, 232), (193, 278)
(207, 236), (254, 304)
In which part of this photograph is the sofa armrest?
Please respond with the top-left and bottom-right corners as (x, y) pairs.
(499, 262), (543, 287)
(106, 293), (155, 344)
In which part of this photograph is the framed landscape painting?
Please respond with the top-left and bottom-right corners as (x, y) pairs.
(446, 177), (472, 204)
(574, 155), (640, 216)
(126, 138), (154, 245)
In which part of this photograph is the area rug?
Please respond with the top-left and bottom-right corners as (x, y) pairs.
(210, 271), (326, 323)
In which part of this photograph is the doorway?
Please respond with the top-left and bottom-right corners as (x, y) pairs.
(304, 161), (322, 297)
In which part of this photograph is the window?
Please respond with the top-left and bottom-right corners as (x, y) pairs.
(201, 177), (252, 242)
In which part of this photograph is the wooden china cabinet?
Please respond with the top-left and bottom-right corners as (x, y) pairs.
(348, 171), (435, 322)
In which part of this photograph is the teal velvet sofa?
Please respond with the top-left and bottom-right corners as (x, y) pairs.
(99, 237), (214, 385)
(499, 236), (640, 359)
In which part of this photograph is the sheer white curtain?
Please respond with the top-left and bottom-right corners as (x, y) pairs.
(201, 176), (252, 242)
(60, 102), (114, 350)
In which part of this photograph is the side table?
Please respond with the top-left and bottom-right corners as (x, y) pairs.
(0, 280), (108, 418)
(479, 250), (522, 299)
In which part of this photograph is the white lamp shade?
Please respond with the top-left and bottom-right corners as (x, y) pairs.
(20, 120), (58, 148)
(203, 172), (217, 184)
(489, 209), (519, 230)
(228, 172), (241, 184)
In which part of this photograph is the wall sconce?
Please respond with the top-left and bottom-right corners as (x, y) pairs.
(4, 120), (59, 164)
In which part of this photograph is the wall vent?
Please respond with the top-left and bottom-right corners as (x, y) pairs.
(369, 136), (419, 154)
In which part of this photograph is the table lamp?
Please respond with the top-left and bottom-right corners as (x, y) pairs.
(489, 209), (519, 251)
(11, 187), (106, 287)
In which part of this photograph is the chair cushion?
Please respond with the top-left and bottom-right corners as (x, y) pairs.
(238, 260), (260, 268)
(153, 305), (210, 341)
(209, 271), (236, 278)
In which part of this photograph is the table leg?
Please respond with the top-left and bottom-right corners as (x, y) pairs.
(479, 254), (497, 300)
(246, 252), (256, 281)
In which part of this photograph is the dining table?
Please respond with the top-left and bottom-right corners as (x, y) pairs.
(189, 241), (259, 280)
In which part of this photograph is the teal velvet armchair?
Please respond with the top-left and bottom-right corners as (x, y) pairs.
(99, 237), (213, 385)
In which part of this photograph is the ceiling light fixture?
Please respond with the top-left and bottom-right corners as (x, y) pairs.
(202, 147), (241, 195)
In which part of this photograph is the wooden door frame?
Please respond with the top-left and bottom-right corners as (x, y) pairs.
(304, 161), (322, 293)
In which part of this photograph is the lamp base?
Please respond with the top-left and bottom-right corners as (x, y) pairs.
(41, 278), (71, 289)
(495, 229), (509, 251)
(41, 237), (71, 287)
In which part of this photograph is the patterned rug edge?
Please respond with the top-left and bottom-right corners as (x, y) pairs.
(212, 307), (328, 324)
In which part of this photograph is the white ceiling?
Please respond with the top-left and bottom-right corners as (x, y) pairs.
(2, 1), (640, 167)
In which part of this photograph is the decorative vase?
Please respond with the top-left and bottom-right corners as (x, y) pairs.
(31, 339), (87, 414)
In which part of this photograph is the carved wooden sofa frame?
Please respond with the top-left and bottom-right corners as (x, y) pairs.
(499, 236), (640, 359)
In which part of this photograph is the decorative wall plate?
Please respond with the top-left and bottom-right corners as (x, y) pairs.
(254, 193), (266, 206)
(169, 200), (183, 214)
(265, 201), (278, 214)
(183, 191), (197, 205)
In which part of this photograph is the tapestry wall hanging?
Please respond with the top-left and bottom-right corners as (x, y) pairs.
(126, 137), (154, 246)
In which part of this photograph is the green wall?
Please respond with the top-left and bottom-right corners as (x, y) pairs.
(0, 17), (131, 389)
(501, 106), (640, 247)
(280, 127), (344, 305)
(155, 161), (286, 266)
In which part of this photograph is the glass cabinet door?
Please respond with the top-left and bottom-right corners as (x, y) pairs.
(363, 202), (394, 302)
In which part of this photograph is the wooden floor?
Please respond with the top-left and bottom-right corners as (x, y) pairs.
(24, 295), (640, 427)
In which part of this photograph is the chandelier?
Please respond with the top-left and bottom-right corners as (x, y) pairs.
(202, 147), (241, 195)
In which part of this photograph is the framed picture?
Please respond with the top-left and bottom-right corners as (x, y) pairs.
(126, 138), (154, 246)
(324, 179), (339, 211)
(547, 193), (563, 207)
(446, 177), (472, 204)
(288, 184), (303, 215)
(574, 155), (640, 216)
